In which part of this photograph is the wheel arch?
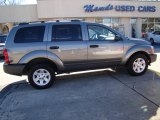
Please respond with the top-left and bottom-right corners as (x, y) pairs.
(23, 57), (59, 74)
(125, 51), (151, 66)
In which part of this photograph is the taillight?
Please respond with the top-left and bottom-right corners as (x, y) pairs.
(3, 49), (10, 64)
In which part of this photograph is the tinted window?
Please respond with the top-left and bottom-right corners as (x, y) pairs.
(88, 25), (116, 41)
(14, 26), (45, 43)
(52, 25), (82, 41)
(153, 31), (160, 35)
(153, 31), (157, 34)
(0, 36), (6, 43)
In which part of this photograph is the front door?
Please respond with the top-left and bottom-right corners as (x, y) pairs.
(87, 25), (124, 68)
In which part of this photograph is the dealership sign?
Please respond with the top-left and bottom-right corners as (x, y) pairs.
(84, 4), (156, 12)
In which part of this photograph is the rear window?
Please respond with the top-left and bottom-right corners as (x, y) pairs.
(14, 26), (45, 43)
(52, 25), (82, 41)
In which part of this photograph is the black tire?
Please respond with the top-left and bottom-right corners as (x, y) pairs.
(28, 64), (55, 89)
(150, 38), (154, 45)
(127, 54), (148, 76)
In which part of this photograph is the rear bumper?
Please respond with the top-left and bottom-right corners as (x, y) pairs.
(3, 64), (25, 76)
(150, 54), (157, 63)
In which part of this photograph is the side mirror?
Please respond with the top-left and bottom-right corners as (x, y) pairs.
(115, 35), (122, 41)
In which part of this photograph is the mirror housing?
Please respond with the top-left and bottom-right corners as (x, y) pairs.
(115, 35), (122, 41)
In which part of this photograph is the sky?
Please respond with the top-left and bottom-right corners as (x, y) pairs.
(22, 0), (37, 4)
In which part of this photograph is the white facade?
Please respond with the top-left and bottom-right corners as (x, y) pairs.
(1, 0), (160, 38)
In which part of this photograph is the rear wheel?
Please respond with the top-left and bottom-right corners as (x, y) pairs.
(127, 54), (148, 76)
(150, 38), (154, 44)
(28, 64), (55, 89)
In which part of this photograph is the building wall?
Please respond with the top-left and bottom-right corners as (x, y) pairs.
(0, 0), (160, 37)
(1, 0), (159, 22)
(0, 5), (38, 23)
(36, 0), (160, 38)
(37, 0), (160, 18)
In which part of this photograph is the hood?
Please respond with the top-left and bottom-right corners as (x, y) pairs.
(128, 38), (151, 45)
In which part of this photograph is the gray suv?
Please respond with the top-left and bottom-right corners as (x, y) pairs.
(3, 21), (157, 89)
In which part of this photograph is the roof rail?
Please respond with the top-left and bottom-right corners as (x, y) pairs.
(71, 20), (81, 22)
(19, 23), (29, 25)
(19, 21), (45, 25)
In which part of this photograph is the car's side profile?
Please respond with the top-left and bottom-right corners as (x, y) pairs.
(147, 31), (160, 44)
(3, 21), (157, 89)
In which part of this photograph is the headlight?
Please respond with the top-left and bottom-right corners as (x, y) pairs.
(149, 46), (155, 54)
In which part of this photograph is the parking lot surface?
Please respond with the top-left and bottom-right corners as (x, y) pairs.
(0, 45), (160, 120)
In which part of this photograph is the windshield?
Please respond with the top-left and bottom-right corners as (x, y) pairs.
(0, 36), (7, 43)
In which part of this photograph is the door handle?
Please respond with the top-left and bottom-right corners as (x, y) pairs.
(49, 46), (59, 49)
(90, 45), (99, 48)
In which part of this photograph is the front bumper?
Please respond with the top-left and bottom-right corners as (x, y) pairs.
(150, 54), (157, 63)
(3, 64), (25, 76)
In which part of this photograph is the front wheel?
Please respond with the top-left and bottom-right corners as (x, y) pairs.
(28, 64), (55, 89)
(127, 54), (148, 76)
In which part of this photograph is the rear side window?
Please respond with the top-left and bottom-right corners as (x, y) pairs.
(14, 26), (45, 43)
(52, 25), (82, 41)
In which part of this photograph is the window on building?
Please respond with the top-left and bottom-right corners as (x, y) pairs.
(155, 18), (160, 31)
(155, 18), (160, 23)
(142, 18), (148, 23)
(95, 18), (121, 31)
(14, 26), (45, 43)
(148, 18), (154, 22)
(52, 25), (82, 41)
(142, 18), (160, 34)
(142, 23), (147, 33)
(148, 23), (154, 32)
(103, 18), (112, 27)
(88, 25), (116, 41)
(95, 18), (103, 23)
(131, 18), (137, 24)
(155, 23), (160, 31)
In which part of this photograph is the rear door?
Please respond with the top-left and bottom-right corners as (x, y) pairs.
(47, 23), (87, 71)
(7, 25), (47, 64)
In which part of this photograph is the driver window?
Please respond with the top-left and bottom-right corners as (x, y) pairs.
(88, 25), (116, 41)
